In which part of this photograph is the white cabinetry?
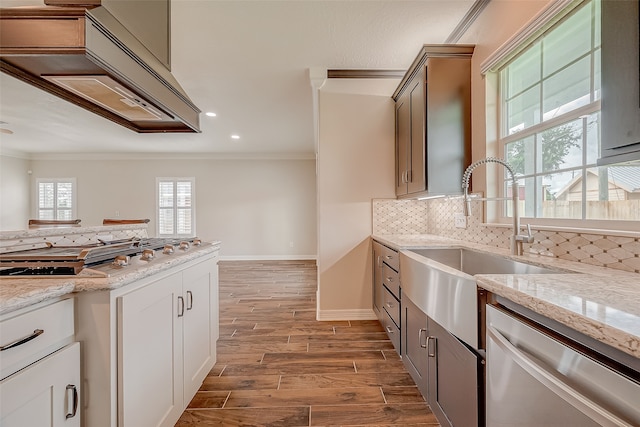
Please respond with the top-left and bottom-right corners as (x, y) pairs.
(0, 298), (80, 426)
(77, 252), (219, 427)
(118, 272), (183, 427)
(1, 343), (80, 427)
(118, 259), (217, 427)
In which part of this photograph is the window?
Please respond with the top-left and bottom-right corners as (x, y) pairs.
(498, 0), (640, 224)
(36, 178), (76, 220)
(157, 178), (195, 237)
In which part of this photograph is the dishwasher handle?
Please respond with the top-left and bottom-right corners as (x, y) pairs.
(487, 325), (633, 427)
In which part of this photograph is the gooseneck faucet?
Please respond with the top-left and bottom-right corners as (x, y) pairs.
(461, 157), (533, 256)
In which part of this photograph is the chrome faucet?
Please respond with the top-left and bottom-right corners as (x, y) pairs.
(461, 157), (534, 256)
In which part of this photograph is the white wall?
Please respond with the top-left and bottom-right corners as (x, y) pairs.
(316, 79), (397, 319)
(0, 154), (30, 231)
(21, 156), (317, 259)
(459, 0), (553, 201)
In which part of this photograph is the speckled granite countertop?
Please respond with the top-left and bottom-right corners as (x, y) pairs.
(0, 241), (221, 316)
(373, 234), (640, 359)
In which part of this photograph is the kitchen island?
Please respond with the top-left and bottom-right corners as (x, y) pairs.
(0, 225), (221, 427)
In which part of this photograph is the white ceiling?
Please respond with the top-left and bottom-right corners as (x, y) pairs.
(0, 0), (475, 157)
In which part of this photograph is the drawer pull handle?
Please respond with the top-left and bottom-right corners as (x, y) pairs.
(385, 277), (394, 282)
(386, 326), (394, 334)
(385, 255), (393, 260)
(385, 302), (394, 309)
(66, 384), (79, 419)
(0, 329), (44, 351)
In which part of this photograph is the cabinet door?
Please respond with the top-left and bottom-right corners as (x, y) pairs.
(408, 74), (425, 194)
(395, 93), (410, 196)
(183, 260), (215, 403)
(599, 0), (640, 162)
(118, 272), (184, 427)
(402, 297), (428, 398)
(0, 342), (80, 427)
(427, 317), (479, 427)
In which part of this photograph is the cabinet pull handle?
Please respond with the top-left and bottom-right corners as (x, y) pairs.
(385, 301), (394, 309)
(65, 384), (79, 419)
(385, 276), (394, 283)
(427, 336), (436, 357)
(177, 296), (185, 317)
(186, 290), (193, 310)
(419, 328), (428, 349)
(386, 326), (394, 334)
(407, 169), (412, 183)
(0, 329), (44, 351)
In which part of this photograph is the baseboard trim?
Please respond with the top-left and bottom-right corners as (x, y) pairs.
(220, 255), (317, 261)
(316, 309), (378, 321)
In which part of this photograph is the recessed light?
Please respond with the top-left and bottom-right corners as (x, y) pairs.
(205, 112), (217, 117)
(231, 134), (240, 140)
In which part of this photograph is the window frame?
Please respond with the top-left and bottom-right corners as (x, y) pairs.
(155, 177), (196, 238)
(35, 178), (77, 220)
(490, 0), (639, 232)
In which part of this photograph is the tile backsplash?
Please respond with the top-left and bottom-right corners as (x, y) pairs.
(373, 198), (640, 274)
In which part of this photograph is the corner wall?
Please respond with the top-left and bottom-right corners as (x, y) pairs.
(0, 154), (30, 231)
(316, 79), (397, 320)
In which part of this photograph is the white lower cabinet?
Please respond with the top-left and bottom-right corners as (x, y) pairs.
(0, 342), (80, 427)
(0, 297), (79, 427)
(117, 259), (216, 427)
(118, 272), (184, 427)
(76, 252), (219, 427)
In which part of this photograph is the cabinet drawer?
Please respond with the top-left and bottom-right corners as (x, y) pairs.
(381, 307), (400, 354)
(383, 287), (400, 328)
(0, 298), (75, 380)
(382, 263), (400, 299)
(374, 241), (399, 272)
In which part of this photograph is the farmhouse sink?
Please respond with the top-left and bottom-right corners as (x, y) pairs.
(399, 247), (567, 349)
(409, 247), (563, 275)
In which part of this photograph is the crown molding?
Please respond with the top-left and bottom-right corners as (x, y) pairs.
(23, 151), (317, 161)
(327, 69), (406, 79)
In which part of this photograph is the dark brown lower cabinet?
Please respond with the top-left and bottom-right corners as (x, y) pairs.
(402, 294), (483, 427)
(402, 296), (428, 398)
(427, 317), (482, 427)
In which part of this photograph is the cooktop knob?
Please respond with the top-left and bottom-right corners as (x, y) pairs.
(113, 255), (130, 267)
(140, 249), (155, 261)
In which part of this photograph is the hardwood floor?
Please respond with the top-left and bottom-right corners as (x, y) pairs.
(175, 260), (439, 427)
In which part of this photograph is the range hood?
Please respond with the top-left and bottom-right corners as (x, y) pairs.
(0, 4), (201, 133)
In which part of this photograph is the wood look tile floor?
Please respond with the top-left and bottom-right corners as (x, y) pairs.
(175, 260), (439, 427)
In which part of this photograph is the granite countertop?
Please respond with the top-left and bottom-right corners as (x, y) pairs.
(373, 234), (640, 360)
(0, 241), (221, 316)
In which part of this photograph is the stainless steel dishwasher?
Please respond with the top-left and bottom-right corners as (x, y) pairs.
(486, 305), (640, 427)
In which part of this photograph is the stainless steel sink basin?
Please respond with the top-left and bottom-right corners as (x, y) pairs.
(409, 247), (562, 275)
(399, 247), (567, 350)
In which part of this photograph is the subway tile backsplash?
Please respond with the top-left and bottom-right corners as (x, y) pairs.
(373, 198), (640, 273)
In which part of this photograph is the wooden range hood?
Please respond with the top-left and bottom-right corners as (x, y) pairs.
(0, 1), (201, 133)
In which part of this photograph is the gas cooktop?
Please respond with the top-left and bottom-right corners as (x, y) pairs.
(0, 237), (202, 277)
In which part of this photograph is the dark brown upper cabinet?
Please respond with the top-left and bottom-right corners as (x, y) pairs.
(599, 0), (640, 165)
(393, 45), (474, 198)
